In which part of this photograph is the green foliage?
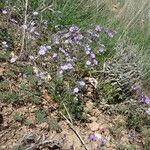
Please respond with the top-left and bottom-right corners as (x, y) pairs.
(117, 102), (150, 132)
(0, 91), (19, 103)
(35, 109), (47, 123)
(48, 119), (61, 132)
(142, 128), (150, 150)
(101, 50), (140, 104)
(46, 78), (85, 120)
(13, 145), (24, 150)
(13, 112), (24, 122)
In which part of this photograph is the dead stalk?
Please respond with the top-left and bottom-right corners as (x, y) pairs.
(20, 0), (28, 57)
(59, 111), (89, 150)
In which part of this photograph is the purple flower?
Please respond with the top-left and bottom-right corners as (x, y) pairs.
(86, 60), (91, 66)
(52, 53), (57, 58)
(74, 34), (83, 41)
(30, 27), (36, 33)
(2, 41), (8, 48)
(85, 45), (91, 51)
(90, 52), (96, 59)
(64, 39), (71, 44)
(86, 51), (90, 55)
(69, 26), (79, 32)
(73, 87), (79, 93)
(146, 108), (150, 115)
(99, 137), (107, 146)
(60, 63), (73, 71)
(86, 29), (94, 35)
(66, 56), (72, 62)
(95, 25), (101, 32)
(139, 94), (150, 105)
(2, 10), (7, 14)
(131, 85), (142, 91)
(38, 45), (47, 55)
(31, 21), (36, 26)
(37, 72), (46, 79)
(93, 59), (98, 65)
(88, 133), (97, 142)
(59, 48), (67, 54)
(104, 28), (116, 38)
(78, 81), (86, 87)
(107, 32), (114, 38)
(58, 70), (63, 75)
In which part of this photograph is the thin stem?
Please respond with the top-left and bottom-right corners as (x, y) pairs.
(20, 0), (28, 57)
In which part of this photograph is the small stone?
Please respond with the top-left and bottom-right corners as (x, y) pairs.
(0, 145), (7, 150)
(29, 105), (36, 113)
(88, 121), (99, 131)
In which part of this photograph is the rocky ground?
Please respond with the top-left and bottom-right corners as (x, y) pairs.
(0, 100), (144, 150)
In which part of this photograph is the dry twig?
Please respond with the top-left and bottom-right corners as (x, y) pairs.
(20, 0), (28, 57)
(59, 111), (89, 150)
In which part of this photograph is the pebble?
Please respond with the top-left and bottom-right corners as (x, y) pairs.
(88, 121), (99, 131)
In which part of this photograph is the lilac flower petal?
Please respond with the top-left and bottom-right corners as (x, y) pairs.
(90, 53), (96, 59)
(69, 26), (79, 32)
(73, 87), (79, 93)
(2, 10), (7, 14)
(93, 59), (98, 65)
(38, 45), (47, 55)
(31, 21), (36, 26)
(74, 34), (83, 41)
(95, 25), (101, 32)
(99, 137), (107, 146)
(2, 41), (7, 45)
(86, 51), (90, 55)
(86, 60), (91, 66)
(88, 133), (97, 142)
(52, 53), (57, 58)
(139, 94), (150, 105)
(30, 27), (36, 33)
(78, 81), (86, 87)
(131, 85), (142, 91)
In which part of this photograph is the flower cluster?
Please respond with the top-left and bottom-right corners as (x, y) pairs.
(73, 80), (86, 94)
(132, 84), (150, 116)
(42, 25), (115, 74)
(88, 133), (107, 147)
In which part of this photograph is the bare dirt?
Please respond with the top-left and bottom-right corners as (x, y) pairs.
(0, 100), (144, 150)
